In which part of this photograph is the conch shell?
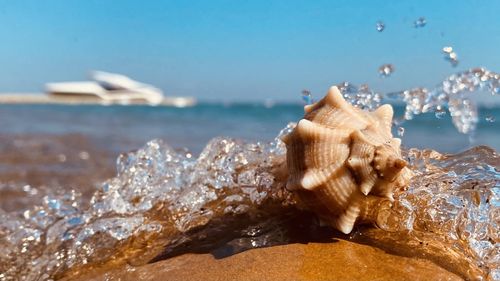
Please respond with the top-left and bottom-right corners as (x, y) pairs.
(282, 86), (412, 234)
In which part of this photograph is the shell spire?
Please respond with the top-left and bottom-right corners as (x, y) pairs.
(284, 86), (412, 234)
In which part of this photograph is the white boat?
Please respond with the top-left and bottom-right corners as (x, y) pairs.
(45, 71), (166, 105)
(0, 71), (197, 107)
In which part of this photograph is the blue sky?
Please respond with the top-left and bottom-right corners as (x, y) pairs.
(0, 0), (499, 101)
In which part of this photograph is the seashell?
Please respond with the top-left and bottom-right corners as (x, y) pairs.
(282, 86), (412, 234)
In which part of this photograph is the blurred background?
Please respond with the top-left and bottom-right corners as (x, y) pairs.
(0, 0), (499, 102)
(0, 0), (498, 159)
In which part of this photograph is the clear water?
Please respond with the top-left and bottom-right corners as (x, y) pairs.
(1, 127), (498, 280)
(0, 68), (499, 280)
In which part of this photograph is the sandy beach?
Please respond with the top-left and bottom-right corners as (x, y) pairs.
(67, 239), (462, 281)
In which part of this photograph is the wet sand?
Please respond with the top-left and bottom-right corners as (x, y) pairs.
(0, 134), (468, 280)
(68, 239), (462, 281)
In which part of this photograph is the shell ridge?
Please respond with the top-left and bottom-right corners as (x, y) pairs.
(373, 104), (394, 130)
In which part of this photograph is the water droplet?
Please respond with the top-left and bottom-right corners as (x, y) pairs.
(336, 82), (382, 110)
(301, 90), (313, 105)
(47, 198), (61, 210)
(67, 217), (83, 226)
(397, 127), (405, 137)
(442, 46), (453, 53)
(378, 64), (395, 77)
(442, 46), (459, 67)
(435, 108), (447, 119)
(414, 17), (426, 28)
(376, 21), (385, 32)
(485, 115), (495, 123)
(57, 154), (67, 162)
(78, 151), (90, 160)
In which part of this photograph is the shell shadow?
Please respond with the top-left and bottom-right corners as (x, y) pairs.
(148, 208), (343, 263)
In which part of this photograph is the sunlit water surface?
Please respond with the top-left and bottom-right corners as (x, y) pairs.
(0, 68), (499, 280)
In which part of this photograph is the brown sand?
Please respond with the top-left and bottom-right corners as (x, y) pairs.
(70, 239), (463, 281)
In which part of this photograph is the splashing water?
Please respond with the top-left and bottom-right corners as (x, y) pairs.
(0, 69), (499, 280)
(0, 125), (296, 280)
(375, 146), (500, 280)
(414, 17), (427, 28)
(378, 64), (395, 78)
(336, 68), (498, 136)
(336, 82), (382, 110)
(443, 46), (459, 67)
(301, 89), (314, 105)
(435, 106), (447, 119)
(376, 21), (385, 32)
(387, 67), (499, 134)
(397, 127), (405, 137)
(1, 124), (498, 280)
(486, 115), (495, 123)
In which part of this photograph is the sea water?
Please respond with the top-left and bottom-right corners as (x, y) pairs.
(0, 68), (499, 280)
(0, 100), (498, 154)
